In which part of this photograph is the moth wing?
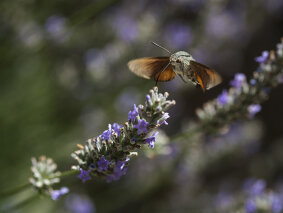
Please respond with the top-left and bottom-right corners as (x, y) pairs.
(190, 61), (222, 91)
(128, 57), (170, 79)
(154, 64), (175, 82)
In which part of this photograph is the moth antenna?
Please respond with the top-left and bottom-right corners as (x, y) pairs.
(151, 41), (171, 54)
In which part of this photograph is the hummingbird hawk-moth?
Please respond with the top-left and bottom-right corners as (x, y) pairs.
(127, 42), (222, 92)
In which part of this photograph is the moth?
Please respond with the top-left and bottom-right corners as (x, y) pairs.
(127, 42), (222, 92)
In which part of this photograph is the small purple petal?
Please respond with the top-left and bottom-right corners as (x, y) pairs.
(133, 119), (149, 134)
(97, 156), (110, 172)
(248, 104), (261, 118)
(230, 73), (246, 89)
(78, 169), (92, 183)
(100, 124), (112, 141)
(145, 131), (159, 148)
(255, 51), (269, 63)
(112, 123), (122, 136)
(217, 90), (229, 106)
(51, 187), (69, 200)
(128, 104), (139, 122)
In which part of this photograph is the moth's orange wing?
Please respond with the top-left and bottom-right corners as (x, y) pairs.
(190, 61), (222, 91)
(154, 64), (175, 82)
(128, 57), (170, 79)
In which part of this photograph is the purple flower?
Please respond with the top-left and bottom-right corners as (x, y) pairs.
(112, 123), (122, 136)
(164, 23), (193, 49)
(278, 74), (283, 83)
(145, 131), (159, 148)
(106, 158), (129, 182)
(217, 90), (229, 106)
(128, 104), (139, 122)
(255, 51), (269, 64)
(45, 15), (69, 42)
(230, 73), (246, 89)
(78, 169), (91, 183)
(97, 156), (110, 172)
(146, 95), (152, 105)
(112, 15), (137, 42)
(65, 194), (95, 213)
(134, 119), (149, 134)
(245, 199), (256, 213)
(250, 79), (257, 86)
(244, 179), (266, 196)
(248, 104), (261, 118)
(158, 113), (170, 125)
(271, 194), (283, 213)
(100, 124), (112, 140)
(51, 187), (69, 200)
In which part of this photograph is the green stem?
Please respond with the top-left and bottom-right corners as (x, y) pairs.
(58, 169), (80, 178)
(1, 194), (39, 212)
(0, 182), (30, 199)
(0, 170), (78, 200)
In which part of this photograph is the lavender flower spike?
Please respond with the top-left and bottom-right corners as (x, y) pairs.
(196, 38), (283, 134)
(72, 87), (175, 182)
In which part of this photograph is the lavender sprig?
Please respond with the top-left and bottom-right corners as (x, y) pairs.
(71, 87), (175, 182)
(196, 38), (283, 135)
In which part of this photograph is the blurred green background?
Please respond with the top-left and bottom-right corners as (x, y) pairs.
(1, 0), (283, 212)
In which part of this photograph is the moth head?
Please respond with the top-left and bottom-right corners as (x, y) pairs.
(170, 51), (194, 70)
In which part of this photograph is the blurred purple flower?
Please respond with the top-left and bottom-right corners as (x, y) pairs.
(45, 15), (69, 42)
(78, 169), (91, 183)
(245, 199), (256, 213)
(128, 104), (139, 122)
(112, 123), (122, 136)
(164, 22), (193, 49)
(250, 79), (257, 85)
(51, 187), (69, 200)
(278, 74), (283, 83)
(255, 51), (269, 64)
(106, 158), (129, 182)
(248, 104), (261, 118)
(205, 11), (243, 40)
(134, 119), (149, 134)
(112, 15), (137, 42)
(100, 124), (111, 141)
(115, 89), (140, 113)
(65, 194), (95, 213)
(230, 73), (246, 89)
(217, 90), (229, 106)
(97, 156), (110, 172)
(145, 131), (159, 148)
(271, 194), (283, 213)
(213, 191), (233, 210)
(244, 179), (266, 196)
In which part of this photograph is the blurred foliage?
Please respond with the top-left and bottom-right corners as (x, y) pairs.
(1, 0), (283, 212)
